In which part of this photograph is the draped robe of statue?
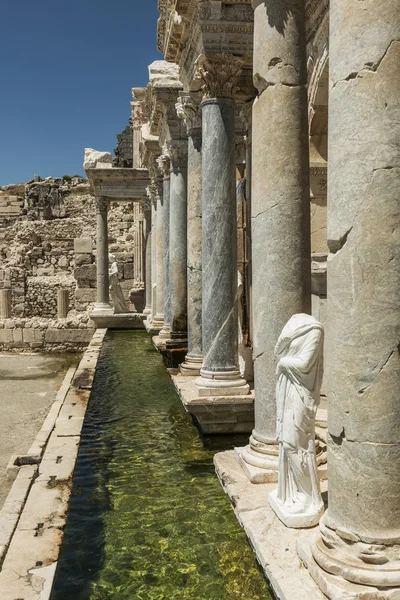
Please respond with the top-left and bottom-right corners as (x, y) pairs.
(269, 313), (325, 528)
(108, 254), (126, 314)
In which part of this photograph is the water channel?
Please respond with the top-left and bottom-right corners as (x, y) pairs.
(51, 331), (272, 600)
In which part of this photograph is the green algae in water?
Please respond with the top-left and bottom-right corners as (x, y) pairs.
(51, 331), (272, 600)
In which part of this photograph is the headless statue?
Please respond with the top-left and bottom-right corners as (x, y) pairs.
(269, 313), (324, 528)
(108, 254), (126, 314)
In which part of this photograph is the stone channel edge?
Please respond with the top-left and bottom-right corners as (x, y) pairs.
(0, 328), (108, 600)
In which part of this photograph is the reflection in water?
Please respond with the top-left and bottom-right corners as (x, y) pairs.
(51, 332), (272, 600)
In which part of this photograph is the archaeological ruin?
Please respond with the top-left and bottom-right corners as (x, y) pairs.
(0, 0), (399, 599)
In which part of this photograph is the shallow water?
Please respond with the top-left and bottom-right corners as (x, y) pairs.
(51, 331), (272, 600)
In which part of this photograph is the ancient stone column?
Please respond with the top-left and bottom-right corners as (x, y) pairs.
(150, 196), (157, 321)
(241, 0), (311, 476)
(57, 289), (69, 319)
(300, 3), (400, 597)
(153, 178), (165, 327)
(168, 140), (188, 345)
(93, 196), (113, 314)
(158, 150), (172, 339)
(143, 199), (152, 316)
(177, 94), (203, 375)
(0, 289), (11, 318)
(194, 55), (249, 396)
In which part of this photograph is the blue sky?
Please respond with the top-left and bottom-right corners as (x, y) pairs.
(0, 1), (161, 185)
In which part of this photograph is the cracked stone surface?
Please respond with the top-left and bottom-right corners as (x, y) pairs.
(250, 0), (311, 447)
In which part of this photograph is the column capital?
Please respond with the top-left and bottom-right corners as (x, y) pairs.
(176, 94), (202, 135)
(166, 139), (188, 170)
(95, 196), (109, 213)
(156, 145), (171, 178)
(146, 178), (163, 208)
(195, 53), (244, 100)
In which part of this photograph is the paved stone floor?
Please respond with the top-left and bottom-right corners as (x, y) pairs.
(0, 353), (77, 509)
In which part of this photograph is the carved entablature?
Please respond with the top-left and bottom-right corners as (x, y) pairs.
(131, 88), (148, 131)
(195, 53), (244, 99)
(140, 123), (160, 172)
(176, 93), (202, 135)
(148, 60), (184, 137)
(158, 1), (254, 98)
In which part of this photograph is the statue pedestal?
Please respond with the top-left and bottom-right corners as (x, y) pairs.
(268, 489), (324, 529)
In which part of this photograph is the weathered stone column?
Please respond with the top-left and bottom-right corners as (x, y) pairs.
(158, 150), (172, 339)
(177, 94), (203, 375)
(300, 3), (400, 597)
(93, 196), (113, 314)
(57, 289), (69, 319)
(143, 199), (152, 316)
(0, 289), (11, 318)
(241, 0), (311, 476)
(194, 55), (249, 396)
(168, 140), (188, 344)
(153, 179), (165, 327)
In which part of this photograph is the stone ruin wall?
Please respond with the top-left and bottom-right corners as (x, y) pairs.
(0, 176), (145, 351)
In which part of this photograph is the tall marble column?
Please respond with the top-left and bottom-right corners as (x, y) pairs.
(153, 178), (165, 327)
(167, 140), (188, 345)
(301, 2), (400, 597)
(241, 0), (311, 475)
(194, 54), (249, 396)
(143, 199), (152, 316)
(149, 189), (157, 322)
(177, 94), (203, 375)
(158, 150), (172, 340)
(93, 196), (113, 314)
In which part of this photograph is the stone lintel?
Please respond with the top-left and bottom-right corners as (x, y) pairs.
(86, 168), (150, 200)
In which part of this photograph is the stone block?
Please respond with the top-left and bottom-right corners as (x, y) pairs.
(75, 288), (97, 303)
(74, 238), (92, 254)
(0, 329), (13, 343)
(44, 329), (94, 344)
(75, 253), (92, 266)
(12, 328), (23, 343)
(74, 264), (96, 281)
(123, 263), (134, 279)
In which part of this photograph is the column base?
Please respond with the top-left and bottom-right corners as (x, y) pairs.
(299, 521), (400, 600)
(91, 304), (114, 317)
(158, 325), (171, 340)
(194, 368), (250, 397)
(143, 306), (152, 316)
(180, 355), (203, 377)
(237, 436), (280, 483)
(269, 489), (325, 529)
(238, 431), (327, 484)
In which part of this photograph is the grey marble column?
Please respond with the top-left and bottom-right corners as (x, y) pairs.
(143, 201), (152, 315)
(93, 196), (113, 314)
(303, 1), (400, 596)
(177, 95), (203, 375)
(241, 0), (311, 474)
(168, 140), (188, 344)
(158, 151), (172, 339)
(153, 180), (165, 327)
(194, 55), (249, 396)
(150, 195), (157, 322)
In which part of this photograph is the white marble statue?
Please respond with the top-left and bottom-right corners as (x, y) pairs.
(108, 254), (126, 314)
(268, 313), (324, 528)
(238, 270), (253, 381)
